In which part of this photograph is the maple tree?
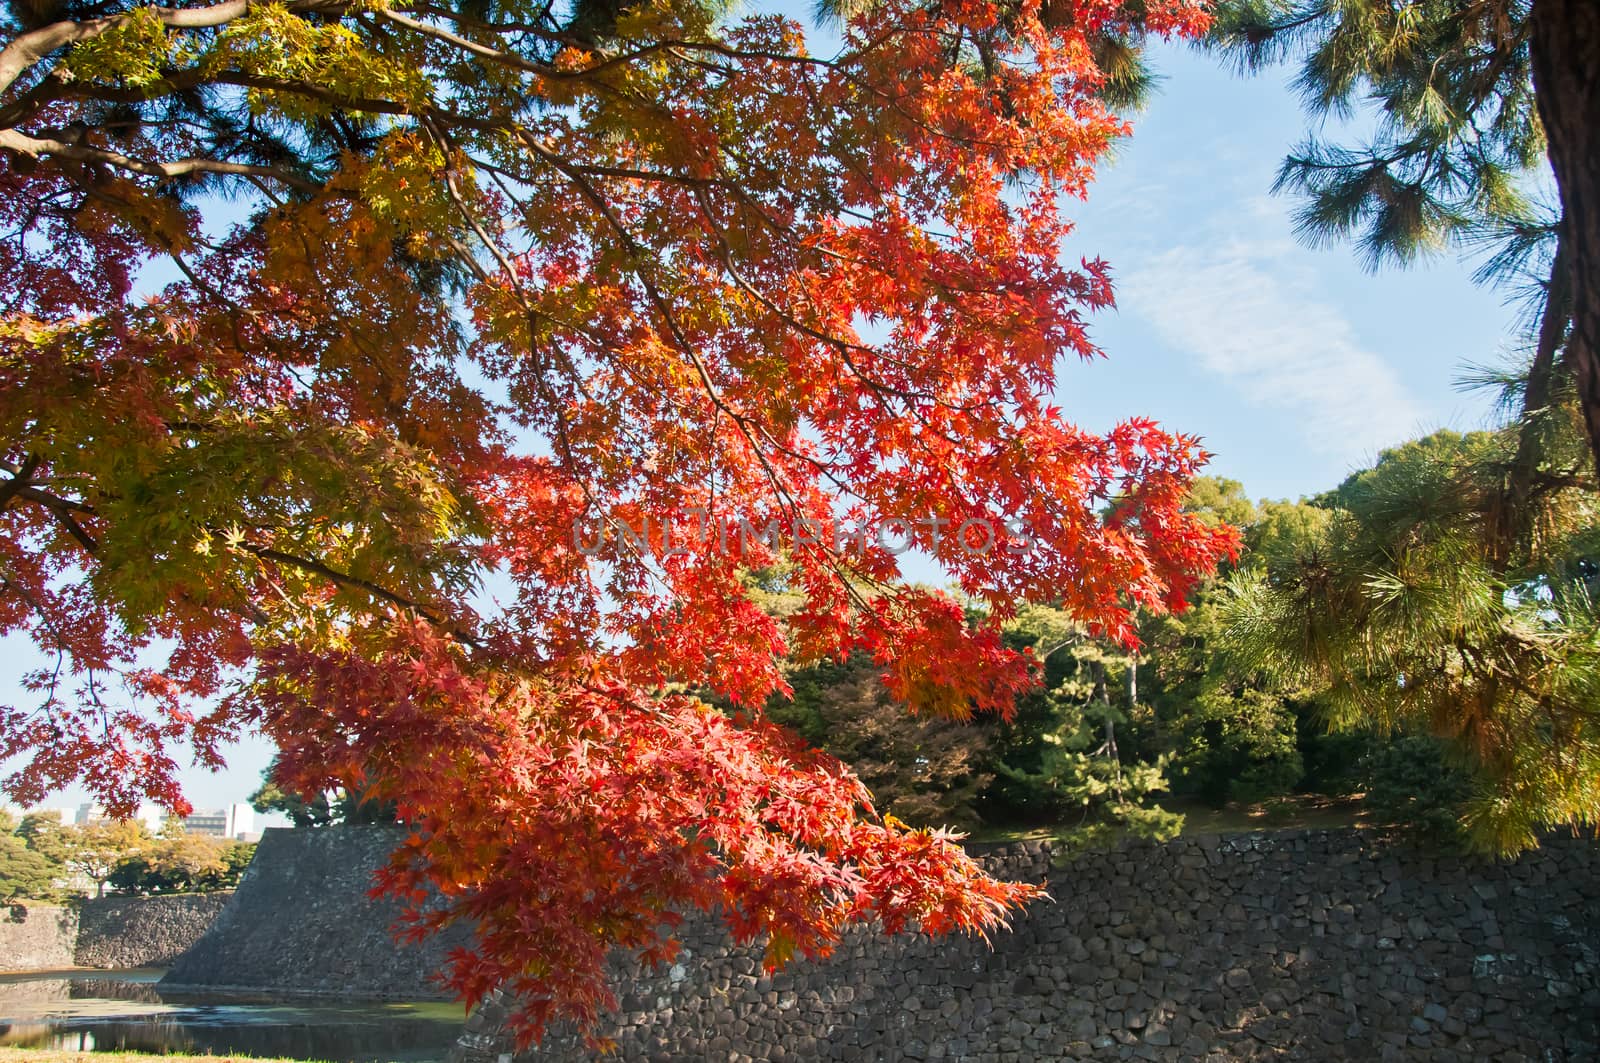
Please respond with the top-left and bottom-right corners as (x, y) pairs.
(0, 0), (1232, 1039)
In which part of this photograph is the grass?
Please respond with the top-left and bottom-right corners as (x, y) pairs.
(1172, 793), (1376, 835)
(967, 792), (1373, 846)
(0, 1051), (324, 1063)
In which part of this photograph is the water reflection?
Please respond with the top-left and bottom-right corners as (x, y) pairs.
(0, 970), (463, 1062)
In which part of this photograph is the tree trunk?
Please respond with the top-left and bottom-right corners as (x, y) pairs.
(1529, 0), (1600, 478)
(1495, 236), (1573, 569)
(1094, 661), (1124, 802)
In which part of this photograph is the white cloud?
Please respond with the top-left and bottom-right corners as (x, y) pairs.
(1119, 243), (1429, 462)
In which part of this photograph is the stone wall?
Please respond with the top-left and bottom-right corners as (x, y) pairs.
(0, 893), (222, 971)
(74, 892), (231, 968)
(453, 830), (1600, 1062)
(0, 903), (77, 971)
(160, 825), (473, 999)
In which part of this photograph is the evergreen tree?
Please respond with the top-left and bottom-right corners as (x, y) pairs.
(986, 480), (1350, 835)
(995, 609), (1184, 847)
(1208, 0), (1600, 853)
(1135, 484), (1338, 806)
(0, 830), (60, 901)
(1224, 429), (1600, 852)
(250, 755), (398, 827)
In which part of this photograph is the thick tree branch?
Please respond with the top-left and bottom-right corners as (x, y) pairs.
(1528, 0), (1600, 479)
(0, 453), (42, 510)
(0, 0), (257, 98)
(1495, 235), (1573, 569)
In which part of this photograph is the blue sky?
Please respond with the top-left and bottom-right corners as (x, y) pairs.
(4, 24), (1522, 814)
(1057, 40), (1516, 501)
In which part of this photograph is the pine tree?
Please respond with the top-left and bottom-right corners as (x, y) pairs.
(1208, 0), (1600, 853)
(1223, 429), (1600, 853)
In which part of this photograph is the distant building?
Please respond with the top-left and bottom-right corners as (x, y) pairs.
(18, 799), (256, 840)
(226, 803), (256, 839)
(177, 809), (225, 836)
(49, 802), (165, 834)
(175, 803), (255, 840)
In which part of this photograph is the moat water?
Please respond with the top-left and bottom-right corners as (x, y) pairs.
(0, 969), (463, 1061)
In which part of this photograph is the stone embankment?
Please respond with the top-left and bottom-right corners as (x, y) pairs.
(452, 830), (1600, 1062)
(0, 892), (227, 971)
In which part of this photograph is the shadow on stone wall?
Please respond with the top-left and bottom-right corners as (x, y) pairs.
(75, 893), (230, 968)
(0, 904), (78, 972)
(160, 826), (472, 1000)
(452, 830), (1600, 1063)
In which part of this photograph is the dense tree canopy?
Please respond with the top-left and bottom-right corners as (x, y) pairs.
(0, 828), (59, 900)
(1225, 429), (1600, 852)
(0, 0), (1231, 1038)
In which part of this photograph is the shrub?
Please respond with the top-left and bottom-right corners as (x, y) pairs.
(1360, 736), (1475, 848)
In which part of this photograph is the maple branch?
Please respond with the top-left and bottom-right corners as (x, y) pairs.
(0, 568), (75, 678)
(5, 467), (440, 633)
(0, 0), (269, 99)
(422, 128), (686, 590)
(233, 540), (482, 649)
(373, 7), (548, 75)
(10, 480), (100, 554)
(527, 145), (894, 614)
(0, 453), (42, 510)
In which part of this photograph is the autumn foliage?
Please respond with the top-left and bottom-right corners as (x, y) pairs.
(0, 0), (1227, 1038)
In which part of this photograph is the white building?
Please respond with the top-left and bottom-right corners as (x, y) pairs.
(67, 801), (165, 835)
(176, 803), (255, 839)
(226, 803), (256, 840)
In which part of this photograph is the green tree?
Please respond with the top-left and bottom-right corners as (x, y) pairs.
(1198, 0), (1600, 835)
(251, 756), (398, 828)
(0, 831), (60, 901)
(1359, 735), (1478, 849)
(1224, 428), (1600, 852)
(15, 812), (71, 863)
(207, 841), (256, 890)
(992, 604), (1182, 845)
(250, 765), (336, 829)
(995, 479), (1331, 813)
(1137, 488), (1347, 806)
(147, 834), (228, 892)
(980, 480), (1353, 832)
